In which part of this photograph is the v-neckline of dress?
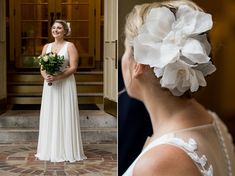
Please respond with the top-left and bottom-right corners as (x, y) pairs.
(51, 42), (67, 54)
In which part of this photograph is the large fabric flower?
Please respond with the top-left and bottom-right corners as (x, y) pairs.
(133, 5), (216, 96)
(154, 60), (216, 96)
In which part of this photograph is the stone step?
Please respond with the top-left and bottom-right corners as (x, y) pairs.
(0, 127), (117, 144)
(8, 82), (103, 94)
(0, 110), (116, 128)
(8, 95), (103, 104)
(8, 92), (103, 97)
(7, 71), (104, 104)
(8, 71), (103, 82)
(8, 81), (103, 85)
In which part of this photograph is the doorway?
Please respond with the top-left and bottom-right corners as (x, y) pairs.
(9, 0), (103, 69)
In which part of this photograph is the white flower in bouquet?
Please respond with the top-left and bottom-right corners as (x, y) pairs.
(43, 55), (49, 62)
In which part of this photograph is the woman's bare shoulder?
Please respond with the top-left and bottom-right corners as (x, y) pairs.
(41, 43), (50, 55)
(133, 144), (201, 176)
(43, 43), (49, 48)
(66, 41), (76, 48)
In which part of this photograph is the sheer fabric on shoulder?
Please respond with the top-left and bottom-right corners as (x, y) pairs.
(122, 112), (235, 176)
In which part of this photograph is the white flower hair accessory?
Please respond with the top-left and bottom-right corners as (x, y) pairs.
(66, 22), (71, 36)
(133, 5), (216, 96)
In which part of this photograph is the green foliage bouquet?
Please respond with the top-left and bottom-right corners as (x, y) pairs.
(35, 52), (64, 86)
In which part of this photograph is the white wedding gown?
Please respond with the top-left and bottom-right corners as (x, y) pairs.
(35, 42), (87, 162)
(123, 111), (235, 176)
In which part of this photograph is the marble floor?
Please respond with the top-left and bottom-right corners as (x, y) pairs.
(0, 143), (117, 176)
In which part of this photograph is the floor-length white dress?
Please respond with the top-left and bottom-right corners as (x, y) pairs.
(35, 42), (87, 162)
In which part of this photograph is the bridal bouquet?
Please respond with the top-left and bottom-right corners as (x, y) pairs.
(35, 52), (64, 86)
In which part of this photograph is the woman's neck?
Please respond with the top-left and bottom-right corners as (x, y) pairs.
(54, 38), (64, 44)
(140, 84), (209, 139)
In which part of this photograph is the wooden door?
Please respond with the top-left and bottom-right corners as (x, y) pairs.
(57, 0), (95, 68)
(10, 0), (96, 69)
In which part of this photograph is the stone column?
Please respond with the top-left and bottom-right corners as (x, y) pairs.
(103, 0), (118, 116)
(0, 0), (7, 114)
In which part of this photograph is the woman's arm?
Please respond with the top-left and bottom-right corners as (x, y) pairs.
(46, 42), (78, 83)
(40, 44), (48, 80)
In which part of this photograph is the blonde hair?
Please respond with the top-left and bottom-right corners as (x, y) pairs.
(125, 0), (203, 46)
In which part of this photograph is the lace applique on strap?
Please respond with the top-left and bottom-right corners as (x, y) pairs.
(165, 138), (213, 176)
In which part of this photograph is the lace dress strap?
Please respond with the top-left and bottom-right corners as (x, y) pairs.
(123, 135), (213, 176)
(161, 137), (213, 176)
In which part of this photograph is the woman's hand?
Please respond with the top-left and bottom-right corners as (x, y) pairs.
(45, 75), (58, 83)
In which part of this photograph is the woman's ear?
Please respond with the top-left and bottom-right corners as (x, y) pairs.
(133, 63), (149, 78)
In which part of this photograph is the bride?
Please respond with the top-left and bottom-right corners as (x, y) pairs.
(121, 0), (235, 175)
(35, 20), (87, 162)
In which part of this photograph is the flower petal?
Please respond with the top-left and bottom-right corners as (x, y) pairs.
(158, 41), (180, 67)
(189, 69), (207, 92)
(197, 71), (207, 87)
(174, 5), (213, 36)
(137, 33), (160, 46)
(193, 34), (211, 55)
(133, 37), (161, 66)
(153, 67), (164, 77)
(195, 62), (216, 76)
(189, 69), (200, 92)
(193, 11), (213, 35)
(133, 37), (179, 68)
(144, 7), (175, 40)
(181, 38), (210, 64)
(160, 61), (190, 96)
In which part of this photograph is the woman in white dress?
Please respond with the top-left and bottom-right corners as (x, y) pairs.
(35, 20), (87, 162)
(121, 0), (235, 175)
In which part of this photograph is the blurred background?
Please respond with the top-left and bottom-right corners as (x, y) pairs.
(118, 0), (235, 142)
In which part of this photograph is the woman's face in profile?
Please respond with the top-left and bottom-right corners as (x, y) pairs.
(51, 22), (65, 38)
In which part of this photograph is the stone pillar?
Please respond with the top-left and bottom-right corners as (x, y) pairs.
(103, 0), (118, 116)
(0, 0), (7, 114)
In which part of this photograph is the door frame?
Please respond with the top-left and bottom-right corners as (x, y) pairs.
(103, 0), (117, 116)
